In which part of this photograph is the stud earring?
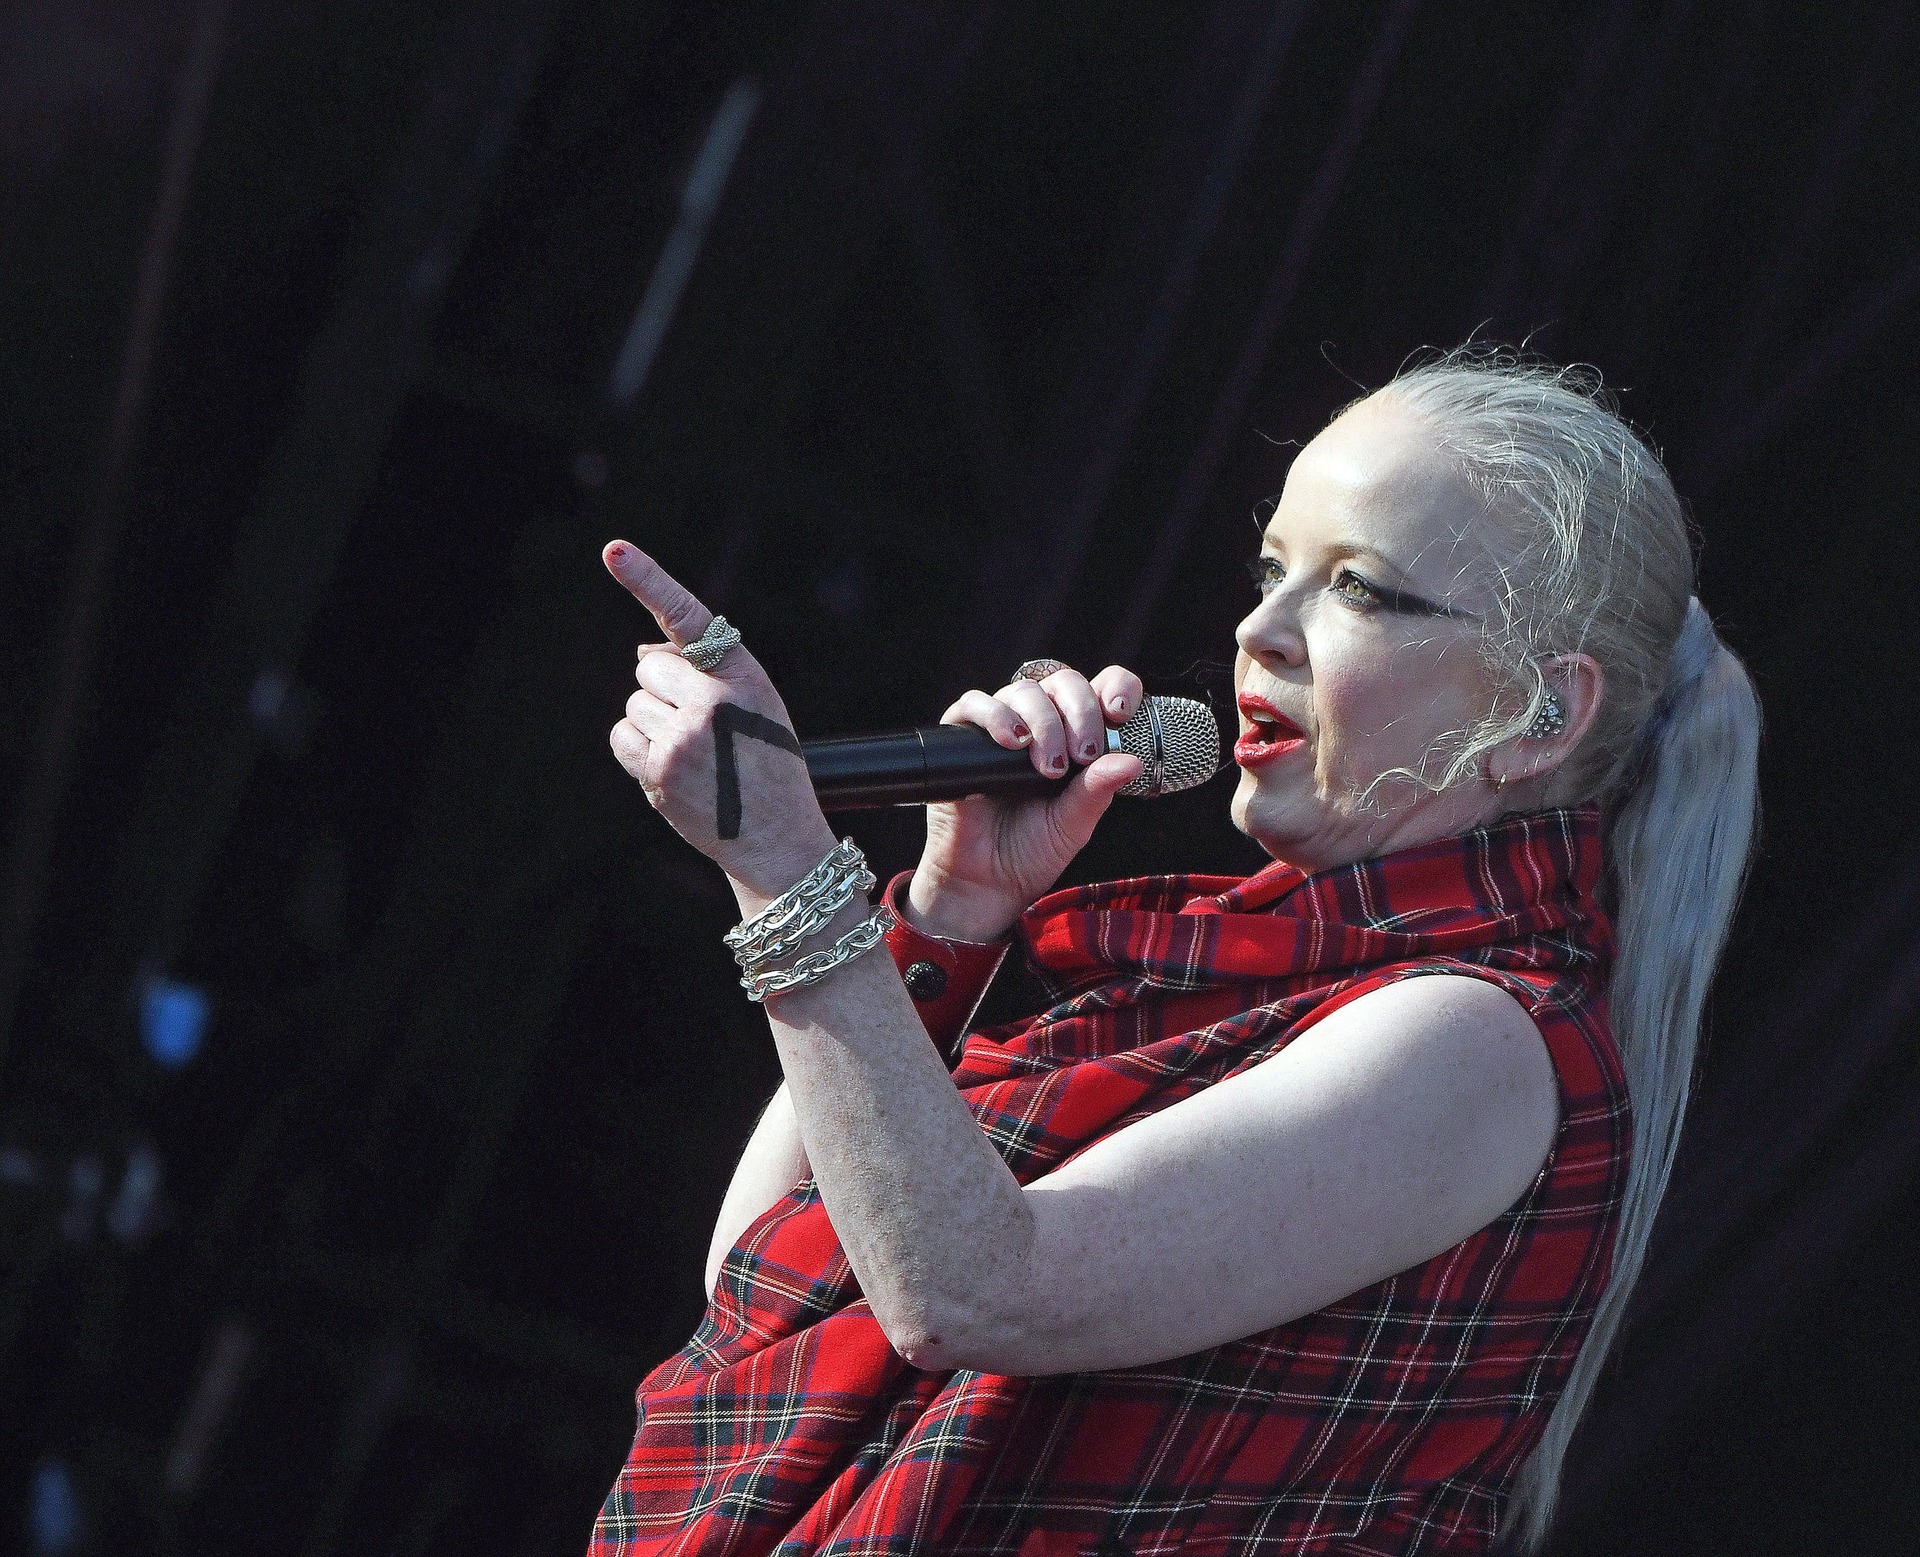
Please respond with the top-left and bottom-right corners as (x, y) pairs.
(1527, 690), (1567, 740)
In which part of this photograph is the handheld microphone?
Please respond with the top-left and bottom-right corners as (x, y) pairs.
(803, 695), (1223, 810)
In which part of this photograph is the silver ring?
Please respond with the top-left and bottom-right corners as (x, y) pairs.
(682, 615), (742, 672)
(1012, 657), (1069, 683)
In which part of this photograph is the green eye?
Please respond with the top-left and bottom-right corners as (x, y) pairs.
(1332, 569), (1381, 606)
(1246, 555), (1284, 594)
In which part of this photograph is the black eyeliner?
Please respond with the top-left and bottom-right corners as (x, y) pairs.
(1373, 580), (1462, 617)
(1347, 569), (1468, 619)
(1249, 554), (1466, 619)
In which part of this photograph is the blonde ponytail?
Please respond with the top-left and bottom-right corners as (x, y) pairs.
(1500, 601), (1761, 1550)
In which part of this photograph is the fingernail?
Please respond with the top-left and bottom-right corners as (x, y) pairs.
(1080, 741), (1099, 761)
(1108, 695), (1126, 715)
(1049, 755), (1067, 774)
(606, 542), (625, 560)
(1012, 722), (1031, 743)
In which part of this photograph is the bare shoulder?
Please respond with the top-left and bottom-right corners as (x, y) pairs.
(1269, 972), (1561, 1167)
(1308, 969), (1559, 1076)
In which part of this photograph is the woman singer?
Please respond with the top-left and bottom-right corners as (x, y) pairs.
(586, 350), (1760, 1556)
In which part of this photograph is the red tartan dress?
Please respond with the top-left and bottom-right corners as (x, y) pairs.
(590, 807), (1629, 1556)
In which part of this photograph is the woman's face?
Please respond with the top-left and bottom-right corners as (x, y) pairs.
(1231, 391), (1512, 871)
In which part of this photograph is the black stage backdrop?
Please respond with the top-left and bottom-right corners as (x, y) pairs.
(3, 2), (1917, 1552)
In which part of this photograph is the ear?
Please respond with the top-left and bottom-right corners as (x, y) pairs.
(1485, 653), (1605, 789)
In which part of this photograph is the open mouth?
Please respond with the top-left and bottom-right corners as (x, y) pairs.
(1235, 695), (1306, 766)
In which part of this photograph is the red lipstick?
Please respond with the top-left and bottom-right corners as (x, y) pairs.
(1234, 693), (1306, 769)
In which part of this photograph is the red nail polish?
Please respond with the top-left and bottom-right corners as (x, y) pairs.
(1012, 723), (1031, 742)
(607, 542), (625, 560)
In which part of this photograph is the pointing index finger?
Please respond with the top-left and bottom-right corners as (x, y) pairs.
(603, 541), (714, 647)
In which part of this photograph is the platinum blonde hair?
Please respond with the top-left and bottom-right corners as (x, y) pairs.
(1364, 347), (1761, 1550)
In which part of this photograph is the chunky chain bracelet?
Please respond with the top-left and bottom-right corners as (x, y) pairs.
(728, 862), (876, 969)
(740, 906), (898, 1003)
(724, 839), (867, 964)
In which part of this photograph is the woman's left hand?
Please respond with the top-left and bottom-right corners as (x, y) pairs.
(602, 540), (838, 900)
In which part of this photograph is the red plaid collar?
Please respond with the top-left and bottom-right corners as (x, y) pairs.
(1017, 806), (1604, 1001)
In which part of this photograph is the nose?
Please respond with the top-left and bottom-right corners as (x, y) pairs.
(1236, 587), (1307, 669)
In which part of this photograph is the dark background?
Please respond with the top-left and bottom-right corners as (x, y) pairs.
(3, 1), (1918, 1551)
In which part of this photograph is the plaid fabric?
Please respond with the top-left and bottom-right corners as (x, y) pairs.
(591, 808), (1628, 1556)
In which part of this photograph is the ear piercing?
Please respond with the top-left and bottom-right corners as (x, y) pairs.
(1527, 690), (1567, 740)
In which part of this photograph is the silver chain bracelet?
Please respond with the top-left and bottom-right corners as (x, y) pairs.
(728, 863), (876, 968)
(724, 839), (867, 964)
(740, 905), (898, 1003)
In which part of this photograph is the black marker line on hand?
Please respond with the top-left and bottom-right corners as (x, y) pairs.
(713, 703), (804, 839)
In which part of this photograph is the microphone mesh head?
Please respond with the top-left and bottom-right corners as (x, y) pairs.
(1114, 695), (1224, 798)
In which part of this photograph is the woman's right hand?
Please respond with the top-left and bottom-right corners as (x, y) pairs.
(904, 664), (1146, 944)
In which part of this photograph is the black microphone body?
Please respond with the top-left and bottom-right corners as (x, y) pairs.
(805, 724), (1083, 809)
(802, 696), (1223, 810)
